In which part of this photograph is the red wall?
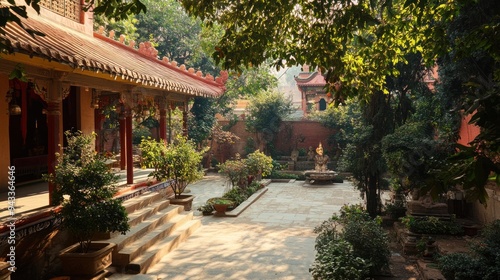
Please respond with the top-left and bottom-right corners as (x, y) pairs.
(457, 113), (480, 146)
(212, 120), (336, 163)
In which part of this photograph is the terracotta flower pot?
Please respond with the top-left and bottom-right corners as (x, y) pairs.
(213, 204), (229, 213)
(169, 194), (195, 211)
(59, 242), (116, 277)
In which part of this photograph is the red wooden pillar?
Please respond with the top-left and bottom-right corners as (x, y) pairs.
(167, 106), (172, 144)
(126, 110), (134, 184)
(159, 108), (167, 142)
(182, 103), (188, 137)
(47, 101), (61, 205)
(119, 116), (126, 170)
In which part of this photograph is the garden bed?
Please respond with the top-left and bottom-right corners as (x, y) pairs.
(199, 179), (272, 217)
(224, 187), (269, 217)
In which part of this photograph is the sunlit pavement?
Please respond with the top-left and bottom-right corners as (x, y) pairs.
(141, 173), (363, 280)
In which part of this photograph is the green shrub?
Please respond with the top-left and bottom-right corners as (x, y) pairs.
(221, 181), (263, 208)
(340, 205), (390, 275)
(218, 155), (249, 188)
(197, 204), (214, 213)
(473, 219), (500, 261)
(245, 181), (262, 196)
(222, 187), (248, 205)
(132, 126), (151, 144)
(244, 137), (256, 155)
(311, 205), (390, 279)
(267, 171), (299, 180)
(310, 239), (368, 280)
(401, 215), (463, 235)
(246, 150), (273, 178)
(385, 200), (407, 219)
(45, 131), (129, 253)
(438, 253), (484, 280)
(332, 175), (344, 183)
(339, 204), (372, 222)
(140, 136), (206, 199)
(438, 220), (500, 280)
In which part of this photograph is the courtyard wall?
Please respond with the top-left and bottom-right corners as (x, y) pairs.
(212, 120), (337, 164)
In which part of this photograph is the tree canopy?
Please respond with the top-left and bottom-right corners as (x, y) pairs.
(178, 0), (499, 204)
(179, 0), (456, 101)
(3, 0), (498, 204)
(246, 90), (294, 154)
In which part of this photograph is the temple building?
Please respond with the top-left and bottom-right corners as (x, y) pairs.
(294, 65), (330, 117)
(0, 0), (226, 199)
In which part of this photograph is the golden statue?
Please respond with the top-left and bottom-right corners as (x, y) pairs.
(314, 143), (329, 172)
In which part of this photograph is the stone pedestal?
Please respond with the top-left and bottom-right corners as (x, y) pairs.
(304, 170), (338, 184)
(407, 194), (449, 217)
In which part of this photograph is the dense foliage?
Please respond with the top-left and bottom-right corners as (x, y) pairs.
(140, 135), (207, 198)
(218, 150), (273, 188)
(315, 51), (459, 216)
(401, 216), (464, 235)
(177, 0), (499, 205)
(218, 154), (248, 188)
(188, 97), (218, 147)
(310, 205), (390, 279)
(199, 181), (264, 214)
(246, 90), (294, 154)
(429, 0), (500, 203)
(438, 220), (500, 280)
(44, 131), (129, 253)
(245, 149), (274, 179)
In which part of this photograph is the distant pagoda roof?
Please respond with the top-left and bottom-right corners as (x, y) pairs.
(295, 72), (327, 88)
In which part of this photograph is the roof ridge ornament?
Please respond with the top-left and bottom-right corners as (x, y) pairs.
(138, 41), (158, 59)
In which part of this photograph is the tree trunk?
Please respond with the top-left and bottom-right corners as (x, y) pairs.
(366, 174), (378, 218)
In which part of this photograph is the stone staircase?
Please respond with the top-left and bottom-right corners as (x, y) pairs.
(96, 191), (201, 275)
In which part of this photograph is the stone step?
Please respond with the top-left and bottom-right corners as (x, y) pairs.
(124, 218), (202, 274)
(114, 211), (195, 267)
(96, 205), (184, 253)
(121, 191), (164, 215)
(94, 192), (169, 241)
(126, 198), (171, 228)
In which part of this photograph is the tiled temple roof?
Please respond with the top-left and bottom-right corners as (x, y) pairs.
(1, 13), (226, 97)
(295, 72), (326, 88)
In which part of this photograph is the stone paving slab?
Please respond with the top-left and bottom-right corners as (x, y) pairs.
(119, 175), (363, 280)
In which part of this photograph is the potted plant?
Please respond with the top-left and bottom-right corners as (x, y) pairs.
(44, 131), (129, 277)
(140, 135), (207, 211)
(211, 198), (234, 216)
(245, 149), (273, 182)
(197, 204), (214, 216)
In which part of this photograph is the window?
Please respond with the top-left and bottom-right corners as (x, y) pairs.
(40, 0), (81, 22)
(319, 98), (326, 111)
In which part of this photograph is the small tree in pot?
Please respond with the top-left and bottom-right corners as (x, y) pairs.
(140, 135), (207, 210)
(45, 131), (129, 276)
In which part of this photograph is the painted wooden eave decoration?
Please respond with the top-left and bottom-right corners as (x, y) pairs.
(1, 15), (227, 97)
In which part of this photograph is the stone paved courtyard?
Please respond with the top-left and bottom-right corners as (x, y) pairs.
(116, 173), (364, 279)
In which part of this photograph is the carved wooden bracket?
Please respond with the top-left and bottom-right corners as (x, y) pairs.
(32, 79), (49, 102)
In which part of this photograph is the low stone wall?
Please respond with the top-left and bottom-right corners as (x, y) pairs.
(275, 160), (336, 171)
